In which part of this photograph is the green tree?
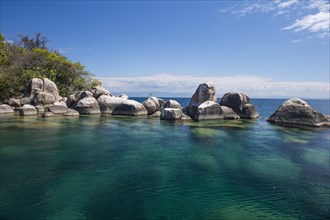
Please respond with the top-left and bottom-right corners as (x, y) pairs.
(0, 33), (100, 102)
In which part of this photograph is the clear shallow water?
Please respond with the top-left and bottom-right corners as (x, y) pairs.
(0, 98), (329, 220)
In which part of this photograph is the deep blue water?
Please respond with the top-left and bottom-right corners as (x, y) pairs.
(0, 98), (329, 220)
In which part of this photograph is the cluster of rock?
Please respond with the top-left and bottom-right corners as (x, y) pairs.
(185, 82), (259, 121)
(1, 78), (329, 128)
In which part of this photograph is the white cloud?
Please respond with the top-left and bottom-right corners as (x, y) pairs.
(291, 39), (301, 43)
(283, 11), (330, 34)
(99, 74), (330, 99)
(278, 0), (298, 8)
(219, 0), (330, 38)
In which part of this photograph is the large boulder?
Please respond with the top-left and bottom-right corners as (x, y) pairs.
(91, 86), (111, 99)
(43, 78), (61, 101)
(267, 98), (329, 127)
(97, 95), (126, 114)
(75, 97), (101, 114)
(22, 78), (43, 100)
(19, 104), (37, 116)
(34, 92), (56, 105)
(112, 100), (148, 116)
(220, 92), (259, 119)
(160, 108), (182, 120)
(142, 98), (157, 115)
(142, 97), (160, 115)
(21, 78), (61, 105)
(187, 82), (217, 118)
(8, 98), (21, 108)
(0, 104), (14, 114)
(193, 101), (223, 121)
(46, 105), (68, 114)
(221, 106), (240, 119)
(164, 100), (182, 109)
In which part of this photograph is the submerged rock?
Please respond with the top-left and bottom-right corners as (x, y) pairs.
(19, 104), (37, 116)
(0, 104), (14, 114)
(187, 82), (217, 119)
(267, 98), (329, 127)
(112, 100), (148, 116)
(220, 92), (259, 119)
(63, 109), (80, 117)
(75, 97), (101, 114)
(160, 108), (182, 120)
(43, 112), (56, 117)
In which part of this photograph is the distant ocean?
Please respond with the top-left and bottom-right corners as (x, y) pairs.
(0, 98), (329, 220)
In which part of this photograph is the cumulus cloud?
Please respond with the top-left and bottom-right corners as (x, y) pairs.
(99, 74), (330, 99)
(219, 0), (330, 38)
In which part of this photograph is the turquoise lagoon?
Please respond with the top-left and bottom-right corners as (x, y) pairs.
(0, 99), (329, 220)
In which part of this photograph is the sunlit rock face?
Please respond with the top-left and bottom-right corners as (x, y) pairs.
(0, 104), (14, 114)
(187, 82), (217, 119)
(19, 104), (37, 116)
(142, 97), (160, 115)
(112, 100), (148, 116)
(267, 98), (330, 127)
(97, 95), (126, 114)
(193, 101), (223, 121)
(160, 108), (183, 120)
(163, 100), (182, 109)
(75, 97), (101, 114)
(21, 78), (62, 106)
(220, 92), (259, 119)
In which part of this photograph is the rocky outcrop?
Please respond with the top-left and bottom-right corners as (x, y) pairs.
(267, 98), (330, 127)
(187, 82), (217, 118)
(164, 100), (182, 109)
(75, 97), (101, 114)
(160, 108), (182, 120)
(0, 104), (14, 114)
(220, 92), (259, 119)
(19, 104), (37, 116)
(21, 78), (61, 105)
(192, 101), (223, 121)
(97, 95), (125, 114)
(112, 100), (148, 116)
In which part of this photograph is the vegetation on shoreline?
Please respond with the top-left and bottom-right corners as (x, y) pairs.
(0, 33), (100, 102)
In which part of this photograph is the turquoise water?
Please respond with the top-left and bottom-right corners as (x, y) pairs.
(0, 99), (329, 220)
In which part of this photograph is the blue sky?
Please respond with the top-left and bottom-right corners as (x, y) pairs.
(1, 0), (329, 98)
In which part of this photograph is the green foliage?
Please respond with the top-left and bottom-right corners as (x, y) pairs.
(0, 33), (99, 102)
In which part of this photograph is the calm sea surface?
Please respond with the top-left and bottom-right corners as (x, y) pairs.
(0, 98), (329, 220)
